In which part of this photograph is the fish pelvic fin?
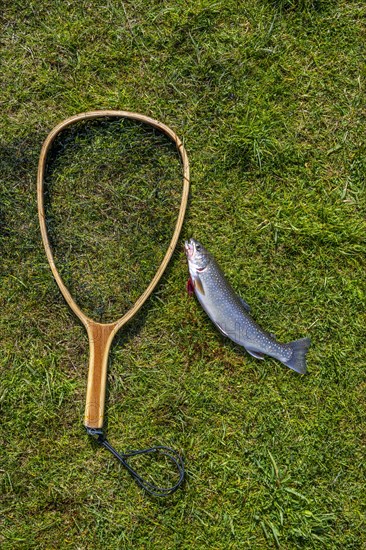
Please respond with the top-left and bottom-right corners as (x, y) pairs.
(283, 337), (311, 374)
(216, 322), (229, 337)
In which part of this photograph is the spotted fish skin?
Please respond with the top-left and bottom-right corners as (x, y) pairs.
(184, 238), (310, 374)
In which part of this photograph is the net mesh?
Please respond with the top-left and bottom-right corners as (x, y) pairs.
(44, 117), (183, 322)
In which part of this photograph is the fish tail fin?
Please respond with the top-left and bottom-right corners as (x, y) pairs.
(283, 337), (311, 374)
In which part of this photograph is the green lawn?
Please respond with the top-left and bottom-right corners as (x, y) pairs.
(1, 1), (365, 548)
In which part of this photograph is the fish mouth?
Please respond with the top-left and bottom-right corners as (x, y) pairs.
(184, 239), (195, 259)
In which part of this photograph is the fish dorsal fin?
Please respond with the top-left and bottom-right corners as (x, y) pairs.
(194, 275), (205, 295)
(246, 347), (265, 360)
(239, 296), (250, 312)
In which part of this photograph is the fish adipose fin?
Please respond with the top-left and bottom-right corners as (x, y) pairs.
(246, 347), (265, 360)
(283, 337), (311, 374)
(239, 296), (251, 312)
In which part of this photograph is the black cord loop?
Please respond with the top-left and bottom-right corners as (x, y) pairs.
(87, 428), (185, 497)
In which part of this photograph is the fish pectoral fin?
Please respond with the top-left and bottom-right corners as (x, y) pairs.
(186, 277), (194, 296)
(246, 347), (265, 360)
(193, 275), (205, 295)
(238, 296), (251, 312)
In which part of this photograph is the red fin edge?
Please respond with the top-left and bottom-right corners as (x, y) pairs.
(186, 277), (194, 296)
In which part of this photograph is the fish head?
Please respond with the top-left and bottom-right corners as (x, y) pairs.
(184, 238), (211, 274)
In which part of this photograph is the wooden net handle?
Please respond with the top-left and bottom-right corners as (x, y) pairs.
(37, 110), (190, 429)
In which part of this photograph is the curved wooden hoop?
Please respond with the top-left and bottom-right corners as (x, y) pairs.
(37, 110), (190, 429)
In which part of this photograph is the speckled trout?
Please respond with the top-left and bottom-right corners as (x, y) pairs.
(184, 238), (310, 374)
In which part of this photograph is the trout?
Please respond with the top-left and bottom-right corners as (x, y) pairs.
(185, 238), (310, 374)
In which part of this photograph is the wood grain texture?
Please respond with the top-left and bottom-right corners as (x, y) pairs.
(37, 110), (190, 429)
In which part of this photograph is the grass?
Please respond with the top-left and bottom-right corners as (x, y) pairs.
(1, 0), (365, 548)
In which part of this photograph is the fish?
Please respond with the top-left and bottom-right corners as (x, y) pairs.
(184, 238), (311, 374)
